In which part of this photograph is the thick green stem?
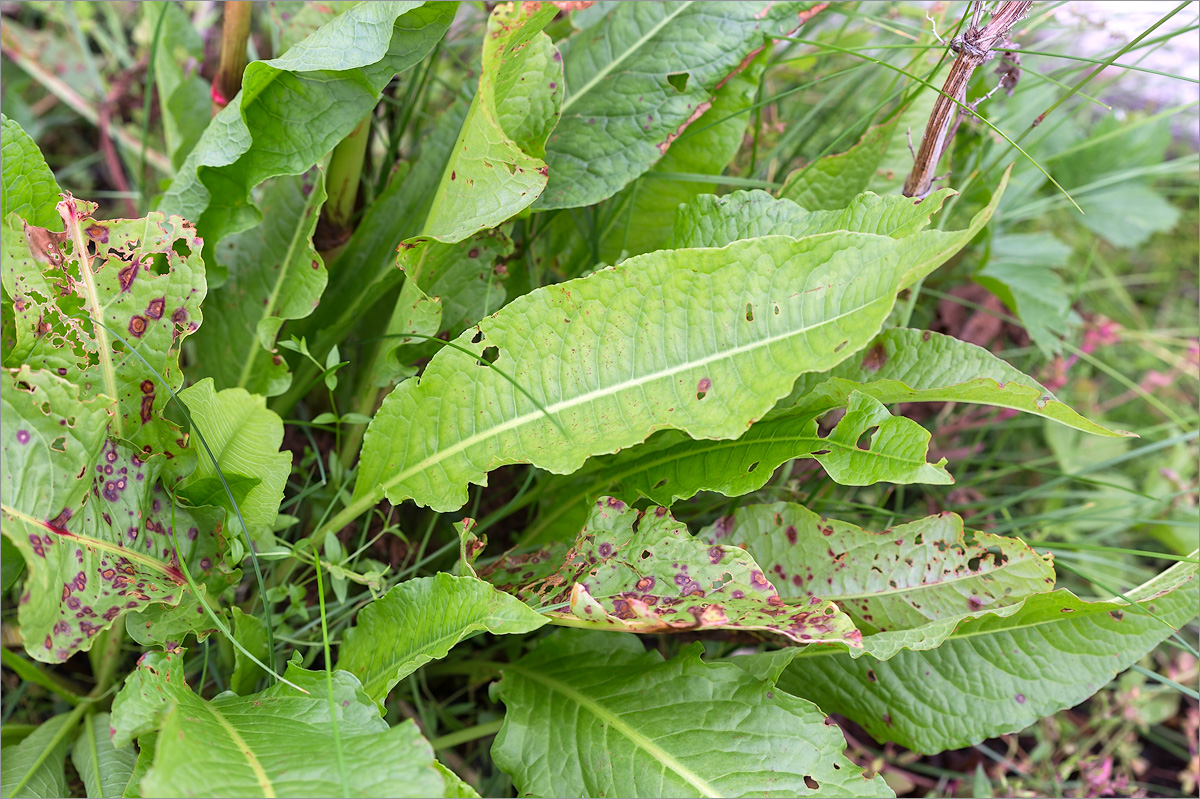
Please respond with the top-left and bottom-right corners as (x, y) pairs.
(429, 719), (505, 751)
(317, 113), (372, 263)
(213, 1), (252, 111)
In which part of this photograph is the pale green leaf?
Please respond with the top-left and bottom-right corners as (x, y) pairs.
(71, 712), (137, 799)
(483, 499), (862, 647)
(421, 1), (561, 242)
(338, 573), (546, 704)
(143, 2), (208, 169)
(775, 559), (1199, 754)
(976, 232), (1073, 358)
(354, 230), (941, 515)
(176, 379), (291, 547)
(0, 115), (62, 230)
(159, 1), (455, 267)
(120, 734), (155, 799)
(0, 713), (72, 799)
(192, 169), (327, 396)
(1076, 183), (1181, 250)
(490, 630), (893, 798)
(111, 653), (445, 797)
(535, 1), (820, 210)
(779, 113), (900, 210)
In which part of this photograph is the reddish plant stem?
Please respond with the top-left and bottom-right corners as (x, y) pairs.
(212, 1), (252, 112)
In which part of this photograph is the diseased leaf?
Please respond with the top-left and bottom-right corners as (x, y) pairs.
(111, 653), (445, 797)
(176, 379), (290, 547)
(159, 1), (455, 270)
(2, 437), (219, 663)
(0, 196), (205, 466)
(71, 712), (137, 799)
(0, 712), (72, 799)
(420, 1), (561, 242)
(536, 1), (823, 209)
(192, 169), (327, 397)
(1, 114), (62, 229)
(490, 630), (892, 798)
(355, 228), (959, 515)
(338, 573), (547, 704)
(701, 502), (1056, 657)
(484, 499), (862, 647)
(774, 559), (1199, 754)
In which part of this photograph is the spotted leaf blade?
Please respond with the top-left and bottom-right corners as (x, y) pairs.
(111, 653), (445, 798)
(490, 630), (892, 798)
(483, 499), (862, 647)
(701, 502), (1056, 658)
(355, 231), (931, 514)
(337, 573), (547, 704)
(775, 559), (1199, 754)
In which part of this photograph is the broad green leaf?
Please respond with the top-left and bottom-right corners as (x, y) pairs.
(699, 502), (1055, 652)
(338, 572), (547, 704)
(776, 559), (1199, 754)
(120, 734), (155, 799)
(782, 328), (1129, 436)
(535, 1), (821, 210)
(176, 379), (290, 547)
(269, 1), (360, 56)
(810, 391), (951, 485)
(0, 115), (62, 229)
(2, 438), (219, 663)
(354, 230), (942, 515)
(483, 499), (862, 647)
(976, 232), (1073, 358)
(420, 1), (561, 242)
(159, 1), (455, 270)
(0, 712), (72, 799)
(230, 605), (270, 695)
(111, 653), (445, 797)
(0, 196), (205, 465)
(192, 169), (327, 397)
(1076, 183), (1181, 250)
(490, 630), (893, 798)
(71, 712), (137, 799)
(599, 48), (768, 261)
(432, 762), (479, 799)
(143, 2), (208, 169)
(1, 535), (23, 593)
(779, 113), (900, 210)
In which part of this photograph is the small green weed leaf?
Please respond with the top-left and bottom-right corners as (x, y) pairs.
(700, 503), (1055, 646)
(1, 197), (205, 463)
(355, 231), (929, 515)
(599, 48), (768, 261)
(71, 712), (137, 799)
(490, 630), (892, 798)
(3, 439), (220, 663)
(776, 558), (1199, 754)
(143, 2), (208, 169)
(176, 379), (290, 548)
(779, 113), (901, 211)
(977, 232), (1074, 358)
(421, 1), (561, 242)
(120, 735), (155, 799)
(484, 499), (862, 647)
(535, 2), (823, 210)
(338, 572), (547, 704)
(0, 115), (62, 229)
(111, 652), (445, 797)
(1077, 183), (1181, 250)
(0, 711), (72, 799)
(192, 169), (327, 397)
(230, 606), (270, 695)
(783, 328), (1129, 436)
(159, 1), (454, 268)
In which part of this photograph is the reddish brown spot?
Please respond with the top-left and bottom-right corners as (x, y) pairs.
(171, 308), (189, 325)
(860, 343), (887, 372)
(696, 377), (711, 400)
(118, 264), (139, 291)
(708, 546), (723, 565)
(785, 525), (797, 544)
(128, 316), (147, 337)
(85, 224), (108, 243)
(146, 298), (165, 319)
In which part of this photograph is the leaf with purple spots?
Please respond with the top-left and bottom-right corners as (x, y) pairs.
(2, 440), (221, 663)
(481, 498), (863, 648)
(700, 501), (1055, 659)
(0, 194), (205, 472)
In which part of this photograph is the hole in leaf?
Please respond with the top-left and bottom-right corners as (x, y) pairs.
(833, 339), (849, 353)
(653, 478), (668, 489)
(640, 549), (652, 560)
(804, 777), (820, 790)
(470, 329), (484, 344)
(967, 556), (982, 571)
(856, 426), (878, 450)
(866, 670), (876, 682)
(666, 72), (689, 92)
(50, 435), (67, 453)
(744, 303), (754, 322)
(172, 239), (191, 259)
(747, 461), (760, 473)
(478, 346), (499, 366)
(773, 303), (780, 316)
(147, 252), (170, 275)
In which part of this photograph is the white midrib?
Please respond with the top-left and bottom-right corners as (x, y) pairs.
(377, 295), (879, 499)
(66, 208), (122, 437)
(560, 1), (694, 115)
(507, 664), (719, 797)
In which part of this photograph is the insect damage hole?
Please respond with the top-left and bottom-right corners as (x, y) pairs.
(804, 777), (819, 790)
(477, 346), (499, 366)
(856, 426), (879, 450)
(696, 377), (711, 400)
(744, 303), (754, 322)
(666, 72), (689, 92)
